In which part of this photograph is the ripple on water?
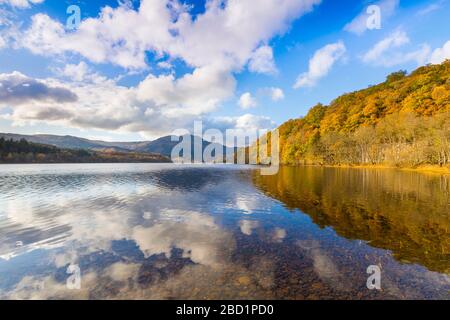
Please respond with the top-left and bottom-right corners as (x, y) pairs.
(0, 164), (448, 299)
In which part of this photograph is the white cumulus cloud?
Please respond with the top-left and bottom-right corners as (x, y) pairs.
(362, 30), (431, 67)
(248, 45), (277, 75)
(362, 30), (409, 62)
(212, 114), (276, 133)
(429, 40), (450, 64)
(293, 41), (346, 89)
(19, 0), (321, 71)
(0, 68), (234, 137)
(8, 0), (321, 137)
(260, 87), (284, 101)
(0, 0), (43, 8)
(238, 92), (258, 109)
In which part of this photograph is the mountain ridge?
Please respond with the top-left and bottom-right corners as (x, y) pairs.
(0, 132), (234, 160)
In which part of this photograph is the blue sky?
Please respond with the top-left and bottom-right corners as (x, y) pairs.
(0, 0), (449, 141)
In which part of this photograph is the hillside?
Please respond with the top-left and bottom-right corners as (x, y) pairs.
(0, 138), (171, 164)
(0, 133), (232, 159)
(0, 133), (162, 153)
(274, 61), (450, 167)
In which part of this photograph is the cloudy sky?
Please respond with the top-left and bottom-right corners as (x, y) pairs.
(0, 0), (449, 141)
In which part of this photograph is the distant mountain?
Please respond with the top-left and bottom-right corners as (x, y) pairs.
(134, 135), (234, 160)
(133, 135), (182, 155)
(0, 133), (129, 152)
(0, 132), (234, 161)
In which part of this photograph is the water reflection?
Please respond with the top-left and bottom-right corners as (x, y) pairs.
(253, 166), (450, 275)
(0, 164), (448, 300)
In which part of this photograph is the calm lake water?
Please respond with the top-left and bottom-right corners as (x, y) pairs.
(0, 164), (448, 300)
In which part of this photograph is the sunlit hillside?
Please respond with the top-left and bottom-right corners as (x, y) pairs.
(270, 61), (450, 167)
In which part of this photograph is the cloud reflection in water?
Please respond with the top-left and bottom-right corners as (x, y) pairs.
(0, 164), (448, 299)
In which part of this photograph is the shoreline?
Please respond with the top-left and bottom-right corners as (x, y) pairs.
(1, 161), (449, 175)
(282, 164), (450, 175)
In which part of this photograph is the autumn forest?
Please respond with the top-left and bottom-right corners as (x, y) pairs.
(276, 61), (450, 168)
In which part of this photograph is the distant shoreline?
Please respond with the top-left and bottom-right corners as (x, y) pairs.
(0, 161), (172, 165)
(0, 138), (172, 164)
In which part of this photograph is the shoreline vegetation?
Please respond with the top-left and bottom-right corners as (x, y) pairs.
(251, 61), (450, 171)
(0, 138), (171, 164)
(289, 164), (450, 175)
(1, 137), (449, 175)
